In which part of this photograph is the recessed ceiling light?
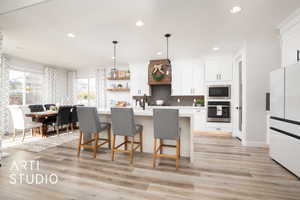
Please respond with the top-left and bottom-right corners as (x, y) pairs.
(136, 20), (144, 27)
(157, 51), (162, 55)
(230, 6), (242, 14)
(112, 56), (115, 59)
(213, 47), (220, 51)
(67, 33), (76, 38)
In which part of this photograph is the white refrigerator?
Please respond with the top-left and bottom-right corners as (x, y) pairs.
(270, 63), (300, 177)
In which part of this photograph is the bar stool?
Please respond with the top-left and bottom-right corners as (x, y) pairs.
(153, 109), (180, 170)
(110, 108), (143, 164)
(77, 107), (111, 158)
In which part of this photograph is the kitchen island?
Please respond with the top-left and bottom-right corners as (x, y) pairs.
(98, 107), (201, 163)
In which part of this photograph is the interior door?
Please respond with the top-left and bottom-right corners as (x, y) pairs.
(233, 58), (243, 139)
(285, 63), (300, 122)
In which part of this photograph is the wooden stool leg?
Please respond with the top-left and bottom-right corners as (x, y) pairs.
(160, 139), (163, 154)
(130, 136), (134, 164)
(178, 139), (181, 158)
(139, 132), (143, 152)
(56, 126), (59, 136)
(108, 126), (111, 149)
(94, 132), (99, 158)
(153, 138), (157, 168)
(124, 136), (128, 150)
(176, 139), (180, 170)
(39, 126), (43, 137)
(22, 129), (26, 142)
(111, 134), (116, 161)
(77, 131), (83, 157)
(13, 129), (16, 141)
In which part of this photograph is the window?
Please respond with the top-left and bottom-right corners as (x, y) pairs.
(77, 78), (96, 106)
(9, 70), (43, 105)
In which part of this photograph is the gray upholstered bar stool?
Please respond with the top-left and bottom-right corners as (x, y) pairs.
(77, 107), (111, 158)
(153, 109), (180, 170)
(110, 107), (143, 164)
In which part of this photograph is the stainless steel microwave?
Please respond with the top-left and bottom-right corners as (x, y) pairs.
(208, 85), (231, 99)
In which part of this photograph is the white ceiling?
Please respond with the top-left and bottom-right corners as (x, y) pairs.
(0, 0), (299, 69)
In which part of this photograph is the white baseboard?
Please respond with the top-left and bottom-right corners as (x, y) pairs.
(242, 140), (268, 148)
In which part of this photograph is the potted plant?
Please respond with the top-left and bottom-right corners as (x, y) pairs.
(195, 99), (205, 107)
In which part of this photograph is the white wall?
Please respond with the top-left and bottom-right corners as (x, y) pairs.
(243, 30), (281, 146)
(6, 55), (44, 74)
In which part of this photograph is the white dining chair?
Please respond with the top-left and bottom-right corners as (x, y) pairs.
(8, 105), (43, 142)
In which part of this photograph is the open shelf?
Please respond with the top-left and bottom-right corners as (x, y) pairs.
(106, 88), (130, 92)
(107, 77), (130, 80)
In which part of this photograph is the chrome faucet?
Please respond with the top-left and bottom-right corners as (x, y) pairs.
(139, 94), (147, 110)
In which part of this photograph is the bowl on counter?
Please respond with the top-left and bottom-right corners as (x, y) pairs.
(155, 100), (164, 106)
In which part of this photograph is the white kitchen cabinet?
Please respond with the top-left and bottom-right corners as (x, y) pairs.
(270, 129), (300, 177)
(205, 59), (232, 82)
(130, 63), (150, 96)
(193, 109), (206, 130)
(281, 31), (300, 67)
(205, 123), (233, 132)
(270, 68), (285, 118)
(171, 60), (183, 96)
(171, 60), (204, 96)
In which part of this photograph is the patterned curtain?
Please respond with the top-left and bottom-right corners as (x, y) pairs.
(44, 66), (68, 105)
(67, 71), (77, 105)
(96, 68), (107, 108)
(44, 66), (56, 104)
(0, 37), (9, 135)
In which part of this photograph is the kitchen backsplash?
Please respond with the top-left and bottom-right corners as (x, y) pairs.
(133, 85), (205, 106)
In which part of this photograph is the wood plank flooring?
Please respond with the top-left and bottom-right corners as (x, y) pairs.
(0, 131), (299, 200)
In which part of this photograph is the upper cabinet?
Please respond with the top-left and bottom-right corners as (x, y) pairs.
(130, 63), (150, 96)
(205, 58), (233, 82)
(171, 59), (204, 96)
(281, 25), (300, 67)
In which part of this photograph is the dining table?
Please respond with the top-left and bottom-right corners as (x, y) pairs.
(25, 111), (58, 137)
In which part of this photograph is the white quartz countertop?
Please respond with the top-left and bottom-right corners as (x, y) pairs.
(98, 107), (204, 118)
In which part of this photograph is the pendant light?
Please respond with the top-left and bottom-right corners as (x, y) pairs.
(111, 40), (118, 78)
(164, 33), (171, 60)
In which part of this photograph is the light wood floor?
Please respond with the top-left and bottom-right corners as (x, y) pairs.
(0, 132), (299, 200)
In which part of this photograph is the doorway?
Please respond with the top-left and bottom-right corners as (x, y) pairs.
(233, 56), (243, 140)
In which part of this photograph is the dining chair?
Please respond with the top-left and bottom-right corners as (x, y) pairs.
(53, 106), (72, 136)
(28, 104), (45, 123)
(69, 106), (79, 132)
(8, 106), (43, 142)
(153, 109), (180, 170)
(110, 107), (143, 164)
(77, 107), (111, 158)
(44, 104), (56, 110)
(28, 104), (45, 112)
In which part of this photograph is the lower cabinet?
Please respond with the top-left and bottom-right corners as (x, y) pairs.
(205, 123), (233, 132)
(270, 129), (300, 177)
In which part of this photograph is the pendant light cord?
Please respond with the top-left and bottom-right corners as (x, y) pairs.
(112, 41), (118, 70)
(164, 33), (171, 60)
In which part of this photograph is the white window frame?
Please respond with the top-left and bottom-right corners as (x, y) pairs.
(76, 77), (96, 106)
(8, 69), (44, 106)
